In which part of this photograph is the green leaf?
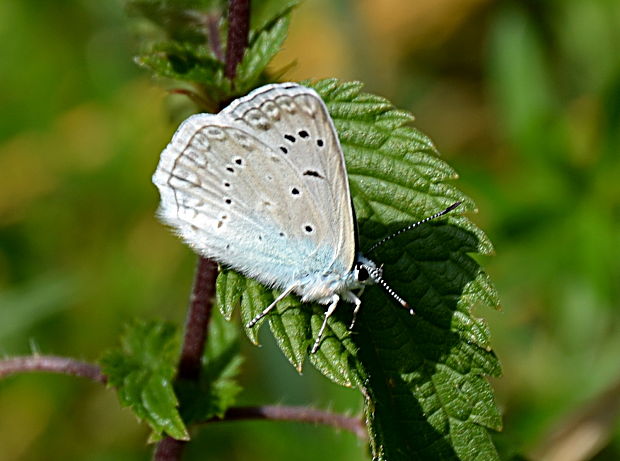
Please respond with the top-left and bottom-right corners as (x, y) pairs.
(233, 16), (290, 94)
(250, 0), (299, 35)
(135, 41), (232, 109)
(176, 310), (243, 424)
(100, 320), (189, 441)
(136, 41), (222, 81)
(216, 79), (501, 460)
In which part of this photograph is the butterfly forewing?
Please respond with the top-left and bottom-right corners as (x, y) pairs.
(153, 83), (356, 292)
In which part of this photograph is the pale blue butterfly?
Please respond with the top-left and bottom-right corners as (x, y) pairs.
(152, 83), (460, 353)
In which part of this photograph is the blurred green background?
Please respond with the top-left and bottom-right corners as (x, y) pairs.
(1, 0), (619, 460)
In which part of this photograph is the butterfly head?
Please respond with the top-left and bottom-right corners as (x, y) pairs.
(353, 255), (381, 284)
(353, 255), (411, 312)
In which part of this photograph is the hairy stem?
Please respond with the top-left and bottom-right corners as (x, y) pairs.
(203, 406), (367, 440)
(177, 257), (218, 381)
(0, 355), (106, 383)
(224, 0), (250, 79)
(0, 356), (366, 443)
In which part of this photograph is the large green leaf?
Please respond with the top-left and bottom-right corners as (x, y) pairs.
(215, 79), (501, 460)
(100, 320), (189, 441)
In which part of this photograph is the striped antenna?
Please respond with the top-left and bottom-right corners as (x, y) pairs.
(367, 201), (462, 254)
(365, 265), (413, 314)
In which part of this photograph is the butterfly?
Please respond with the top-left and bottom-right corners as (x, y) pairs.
(152, 82), (460, 353)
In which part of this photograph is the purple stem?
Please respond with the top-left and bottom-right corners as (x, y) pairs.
(206, 14), (225, 62)
(224, 0), (250, 79)
(0, 355), (106, 383)
(176, 257), (218, 381)
(0, 356), (366, 440)
(203, 406), (367, 440)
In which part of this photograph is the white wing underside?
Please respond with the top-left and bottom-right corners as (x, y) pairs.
(152, 83), (356, 292)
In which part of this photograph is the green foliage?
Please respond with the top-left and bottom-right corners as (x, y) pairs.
(175, 311), (243, 425)
(128, 0), (296, 110)
(216, 79), (501, 460)
(100, 314), (243, 441)
(100, 320), (189, 441)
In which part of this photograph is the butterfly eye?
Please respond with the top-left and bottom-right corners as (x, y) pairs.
(357, 266), (369, 282)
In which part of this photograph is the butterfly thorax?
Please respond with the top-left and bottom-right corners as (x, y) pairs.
(296, 255), (380, 305)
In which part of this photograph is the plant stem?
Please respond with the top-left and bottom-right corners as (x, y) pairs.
(224, 0), (250, 79)
(203, 406), (367, 440)
(177, 257), (218, 381)
(206, 14), (224, 62)
(154, 2), (250, 459)
(0, 357), (367, 441)
(153, 437), (186, 461)
(0, 355), (106, 383)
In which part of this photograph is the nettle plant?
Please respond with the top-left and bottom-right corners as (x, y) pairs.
(1, 1), (502, 460)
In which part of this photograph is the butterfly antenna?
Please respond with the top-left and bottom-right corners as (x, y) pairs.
(367, 201), (462, 254)
(366, 266), (413, 315)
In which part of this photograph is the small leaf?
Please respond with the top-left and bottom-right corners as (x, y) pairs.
(233, 16), (290, 94)
(136, 41), (223, 83)
(100, 320), (189, 441)
(135, 41), (232, 108)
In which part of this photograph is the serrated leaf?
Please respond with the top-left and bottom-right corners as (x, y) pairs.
(176, 310), (243, 424)
(136, 41), (232, 108)
(216, 79), (501, 460)
(136, 41), (223, 83)
(100, 320), (189, 441)
(233, 16), (290, 94)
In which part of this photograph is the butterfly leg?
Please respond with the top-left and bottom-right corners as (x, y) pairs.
(348, 287), (365, 330)
(311, 294), (339, 354)
(246, 284), (297, 328)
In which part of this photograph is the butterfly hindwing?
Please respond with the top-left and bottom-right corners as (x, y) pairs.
(225, 83), (356, 271)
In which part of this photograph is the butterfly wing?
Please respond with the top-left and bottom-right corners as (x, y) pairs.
(152, 83), (356, 292)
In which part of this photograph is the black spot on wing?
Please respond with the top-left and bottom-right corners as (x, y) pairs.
(303, 170), (324, 179)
